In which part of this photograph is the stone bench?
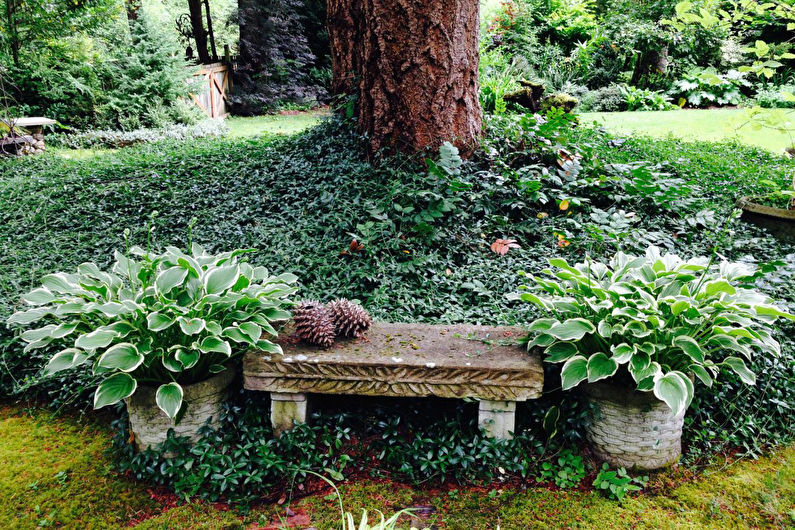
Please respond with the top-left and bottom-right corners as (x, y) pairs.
(1, 117), (55, 156)
(243, 322), (543, 439)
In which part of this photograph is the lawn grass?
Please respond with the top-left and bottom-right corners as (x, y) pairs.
(0, 403), (792, 528)
(225, 110), (326, 138)
(581, 108), (795, 154)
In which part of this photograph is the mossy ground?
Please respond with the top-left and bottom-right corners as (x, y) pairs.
(0, 404), (792, 529)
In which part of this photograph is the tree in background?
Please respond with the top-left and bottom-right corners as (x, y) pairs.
(232, 0), (329, 114)
(328, 0), (482, 156)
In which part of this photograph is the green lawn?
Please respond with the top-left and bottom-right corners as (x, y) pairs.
(582, 108), (795, 154)
(225, 110), (326, 138)
(0, 404), (792, 529)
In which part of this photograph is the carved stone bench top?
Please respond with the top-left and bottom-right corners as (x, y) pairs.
(243, 322), (543, 402)
(11, 117), (56, 128)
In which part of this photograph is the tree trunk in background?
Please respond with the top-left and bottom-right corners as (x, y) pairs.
(328, 0), (482, 157)
(188, 0), (211, 64)
(4, 0), (20, 67)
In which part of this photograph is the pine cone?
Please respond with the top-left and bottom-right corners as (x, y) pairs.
(293, 301), (335, 348)
(326, 298), (372, 338)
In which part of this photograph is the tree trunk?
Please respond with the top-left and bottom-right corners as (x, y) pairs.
(4, 0), (20, 67)
(328, 0), (482, 157)
(188, 0), (211, 64)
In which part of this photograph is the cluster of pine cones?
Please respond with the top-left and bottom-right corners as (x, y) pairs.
(292, 298), (372, 348)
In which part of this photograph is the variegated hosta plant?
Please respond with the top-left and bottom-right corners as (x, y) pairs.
(513, 246), (794, 415)
(8, 244), (297, 421)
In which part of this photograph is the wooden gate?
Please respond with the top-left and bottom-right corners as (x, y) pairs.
(191, 62), (231, 119)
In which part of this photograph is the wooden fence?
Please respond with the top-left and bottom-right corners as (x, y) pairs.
(190, 62), (231, 119)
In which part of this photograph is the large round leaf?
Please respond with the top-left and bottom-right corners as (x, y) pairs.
(44, 348), (88, 376)
(156, 382), (184, 420)
(547, 319), (596, 341)
(544, 341), (579, 363)
(93, 373), (137, 409)
(156, 266), (188, 295)
(653, 372), (689, 415)
(560, 355), (588, 390)
(204, 265), (239, 295)
(178, 317), (206, 336)
(197, 336), (232, 356)
(97, 343), (144, 372)
(586, 353), (618, 383)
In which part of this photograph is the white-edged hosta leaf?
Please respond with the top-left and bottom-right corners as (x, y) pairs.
(630, 360), (661, 384)
(629, 351), (651, 373)
(544, 341), (579, 363)
(21, 324), (58, 343)
(597, 321), (613, 338)
(610, 343), (635, 364)
(256, 339), (282, 354)
(162, 352), (183, 372)
(755, 304), (795, 321)
(209, 364), (226, 373)
(156, 266), (188, 295)
(75, 329), (118, 350)
(21, 288), (56, 306)
(204, 265), (239, 295)
(673, 335), (704, 363)
(7, 307), (50, 326)
(527, 318), (559, 332)
(238, 322), (261, 343)
(178, 317), (206, 336)
(586, 352), (619, 383)
(690, 364), (713, 387)
(147, 312), (175, 331)
(44, 348), (88, 376)
(175, 349), (200, 369)
(560, 355), (588, 390)
(155, 382), (184, 420)
(97, 343), (144, 372)
(723, 356), (756, 385)
(93, 373), (136, 409)
(262, 308), (291, 321)
(547, 319), (596, 341)
(197, 336), (232, 356)
(41, 273), (78, 294)
(653, 372), (689, 415)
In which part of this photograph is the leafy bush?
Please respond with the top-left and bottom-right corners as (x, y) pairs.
(48, 119), (228, 149)
(579, 84), (627, 112)
(619, 84), (677, 111)
(535, 448), (586, 488)
(515, 246), (794, 414)
(671, 70), (751, 108)
(8, 244), (297, 419)
(754, 85), (795, 109)
(592, 463), (647, 501)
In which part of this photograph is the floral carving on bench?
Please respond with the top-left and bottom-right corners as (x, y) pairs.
(243, 322), (543, 439)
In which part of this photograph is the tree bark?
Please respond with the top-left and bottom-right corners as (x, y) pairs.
(328, 0), (482, 157)
(188, 0), (211, 64)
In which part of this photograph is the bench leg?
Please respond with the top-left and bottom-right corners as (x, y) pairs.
(270, 392), (308, 437)
(478, 400), (516, 440)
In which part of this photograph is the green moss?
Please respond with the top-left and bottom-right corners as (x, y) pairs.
(0, 403), (792, 528)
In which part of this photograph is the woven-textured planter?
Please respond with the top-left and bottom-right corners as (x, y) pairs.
(737, 197), (795, 241)
(584, 382), (685, 470)
(126, 369), (236, 451)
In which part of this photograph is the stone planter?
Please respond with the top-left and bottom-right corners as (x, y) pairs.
(126, 369), (236, 451)
(584, 382), (685, 470)
(737, 197), (795, 242)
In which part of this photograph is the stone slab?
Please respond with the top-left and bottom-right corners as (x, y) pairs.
(12, 117), (56, 128)
(244, 322), (542, 401)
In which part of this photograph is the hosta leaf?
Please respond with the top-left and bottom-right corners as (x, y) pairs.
(156, 266), (188, 295)
(155, 383), (184, 420)
(7, 307), (50, 326)
(21, 288), (55, 306)
(527, 318), (559, 332)
(689, 364), (713, 387)
(162, 352), (183, 372)
(755, 304), (795, 320)
(703, 279), (736, 297)
(176, 349), (200, 369)
(723, 356), (756, 385)
(97, 343), (144, 372)
(75, 329), (118, 350)
(178, 317), (206, 336)
(630, 351), (651, 373)
(653, 372), (689, 414)
(587, 353), (619, 383)
(597, 321), (613, 338)
(41, 273), (77, 294)
(147, 312), (175, 331)
(44, 348), (88, 376)
(630, 360), (660, 384)
(547, 319), (596, 341)
(198, 336), (232, 356)
(673, 335), (704, 363)
(256, 339), (282, 354)
(21, 324), (58, 343)
(544, 341), (579, 363)
(93, 373), (136, 409)
(204, 265), (239, 295)
(560, 355), (588, 390)
(238, 322), (262, 343)
(610, 343), (635, 364)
